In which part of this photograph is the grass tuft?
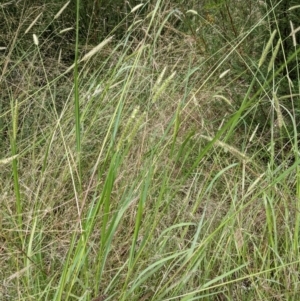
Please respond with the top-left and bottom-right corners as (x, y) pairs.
(1, 1), (300, 300)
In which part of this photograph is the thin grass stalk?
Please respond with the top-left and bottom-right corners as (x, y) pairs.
(170, 103), (181, 157)
(296, 166), (300, 255)
(74, 0), (82, 189)
(10, 99), (22, 231)
(293, 123), (300, 255)
(71, 0), (85, 295)
(295, 112), (300, 252)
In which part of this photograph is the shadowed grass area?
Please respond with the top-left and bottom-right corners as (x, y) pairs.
(1, 0), (300, 300)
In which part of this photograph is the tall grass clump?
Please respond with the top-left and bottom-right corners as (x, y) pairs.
(1, 0), (300, 300)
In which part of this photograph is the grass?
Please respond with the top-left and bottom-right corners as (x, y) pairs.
(1, 0), (300, 300)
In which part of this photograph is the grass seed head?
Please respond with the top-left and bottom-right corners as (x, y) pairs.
(152, 71), (176, 103)
(33, 34), (39, 46)
(0, 155), (19, 165)
(54, 1), (71, 19)
(25, 12), (43, 34)
(273, 92), (283, 129)
(131, 3), (144, 13)
(258, 29), (277, 67)
(289, 21), (298, 47)
(268, 38), (281, 72)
